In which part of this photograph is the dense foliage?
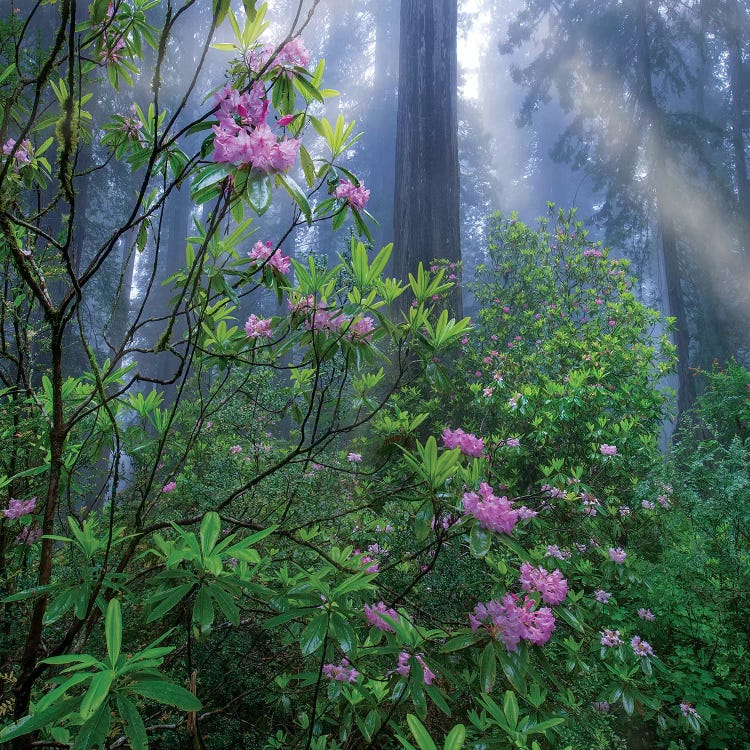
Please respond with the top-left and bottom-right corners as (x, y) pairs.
(0, 2), (748, 750)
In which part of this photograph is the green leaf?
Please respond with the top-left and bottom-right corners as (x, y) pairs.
(199, 511), (221, 557)
(79, 670), (114, 720)
(116, 694), (148, 750)
(503, 690), (519, 729)
(193, 586), (215, 629)
(443, 725), (466, 750)
(212, 0), (231, 25)
(299, 145), (315, 187)
(146, 583), (194, 623)
(406, 714), (437, 750)
(246, 172), (272, 215)
(105, 599), (122, 666)
(208, 582), (240, 626)
(556, 606), (585, 633)
(300, 613), (328, 656)
(241, 0), (257, 20)
(71, 702), (111, 750)
(480, 642), (497, 694)
(440, 634), (479, 653)
(469, 524), (492, 558)
(129, 680), (201, 711)
(330, 611), (356, 653)
(0, 698), (78, 741)
(279, 174), (312, 224)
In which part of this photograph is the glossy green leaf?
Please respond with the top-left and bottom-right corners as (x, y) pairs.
(300, 613), (328, 656)
(406, 714), (437, 750)
(480, 642), (497, 694)
(443, 725), (466, 750)
(105, 598), (122, 666)
(129, 680), (201, 710)
(469, 524), (492, 558)
(116, 694), (148, 750)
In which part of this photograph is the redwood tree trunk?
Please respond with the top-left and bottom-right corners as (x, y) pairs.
(393, 0), (461, 316)
(635, 0), (694, 415)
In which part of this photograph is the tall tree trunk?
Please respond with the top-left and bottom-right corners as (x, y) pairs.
(366, 0), (398, 251)
(635, 0), (694, 415)
(393, 0), (461, 316)
(726, 0), (750, 262)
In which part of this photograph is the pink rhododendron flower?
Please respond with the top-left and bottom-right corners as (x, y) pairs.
(642, 499), (655, 510)
(470, 595), (555, 652)
(244, 314), (273, 339)
(3, 497), (37, 519)
(162, 481), (177, 493)
(680, 702), (700, 718)
(15, 526), (42, 546)
(631, 635), (654, 657)
(396, 652), (435, 685)
(545, 545), (571, 560)
(600, 629), (622, 647)
(346, 316), (376, 342)
(519, 562), (568, 605)
(609, 547), (627, 564)
(364, 602), (399, 632)
(347, 452), (362, 463)
(462, 483), (518, 534)
(322, 659), (358, 683)
(594, 589), (611, 604)
(248, 241), (291, 274)
(600, 443), (618, 456)
(638, 608), (655, 621)
(517, 506), (538, 520)
(334, 179), (370, 211)
(229, 445), (242, 455)
(441, 427), (484, 457)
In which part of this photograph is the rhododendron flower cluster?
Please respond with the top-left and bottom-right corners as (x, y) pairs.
(462, 482), (518, 534)
(638, 607), (655, 621)
(347, 452), (362, 463)
(470, 595), (556, 651)
(15, 526), (42, 546)
(600, 443), (618, 456)
(609, 547), (627, 563)
(251, 38), (311, 73)
(545, 544), (571, 560)
(594, 589), (612, 604)
(396, 652), (435, 685)
(162, 481), (177, 493)
(600, 628), (623, 647)
(680, 702), (700, 719)
(441, 427), (484, 457)
(519, 562), (568, 605)
(211, 83), (300, 173)
(322, 659), (358, 683)
(631, 635), (654, 657)
(364, 602), (399, 632)
(244, 314), (273, 339)
(334, 179), (370, 211)
(248, 241), (291, 274)
(2, 138), (32, 170)
(3, 496), (36, 519)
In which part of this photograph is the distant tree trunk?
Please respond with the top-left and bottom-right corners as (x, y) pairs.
(393, 0), (461, 316)
(634, 0), (694, 415)
(366, 0), (398, 251)
(726, 0), (750, 262)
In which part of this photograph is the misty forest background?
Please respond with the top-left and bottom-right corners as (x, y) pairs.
(53, 0), (750, 407)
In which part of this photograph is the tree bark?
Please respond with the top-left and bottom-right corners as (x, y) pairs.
(726, 0), (750, 262)
(635, 0), (694, 416)
(393, 0), (462, 316)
